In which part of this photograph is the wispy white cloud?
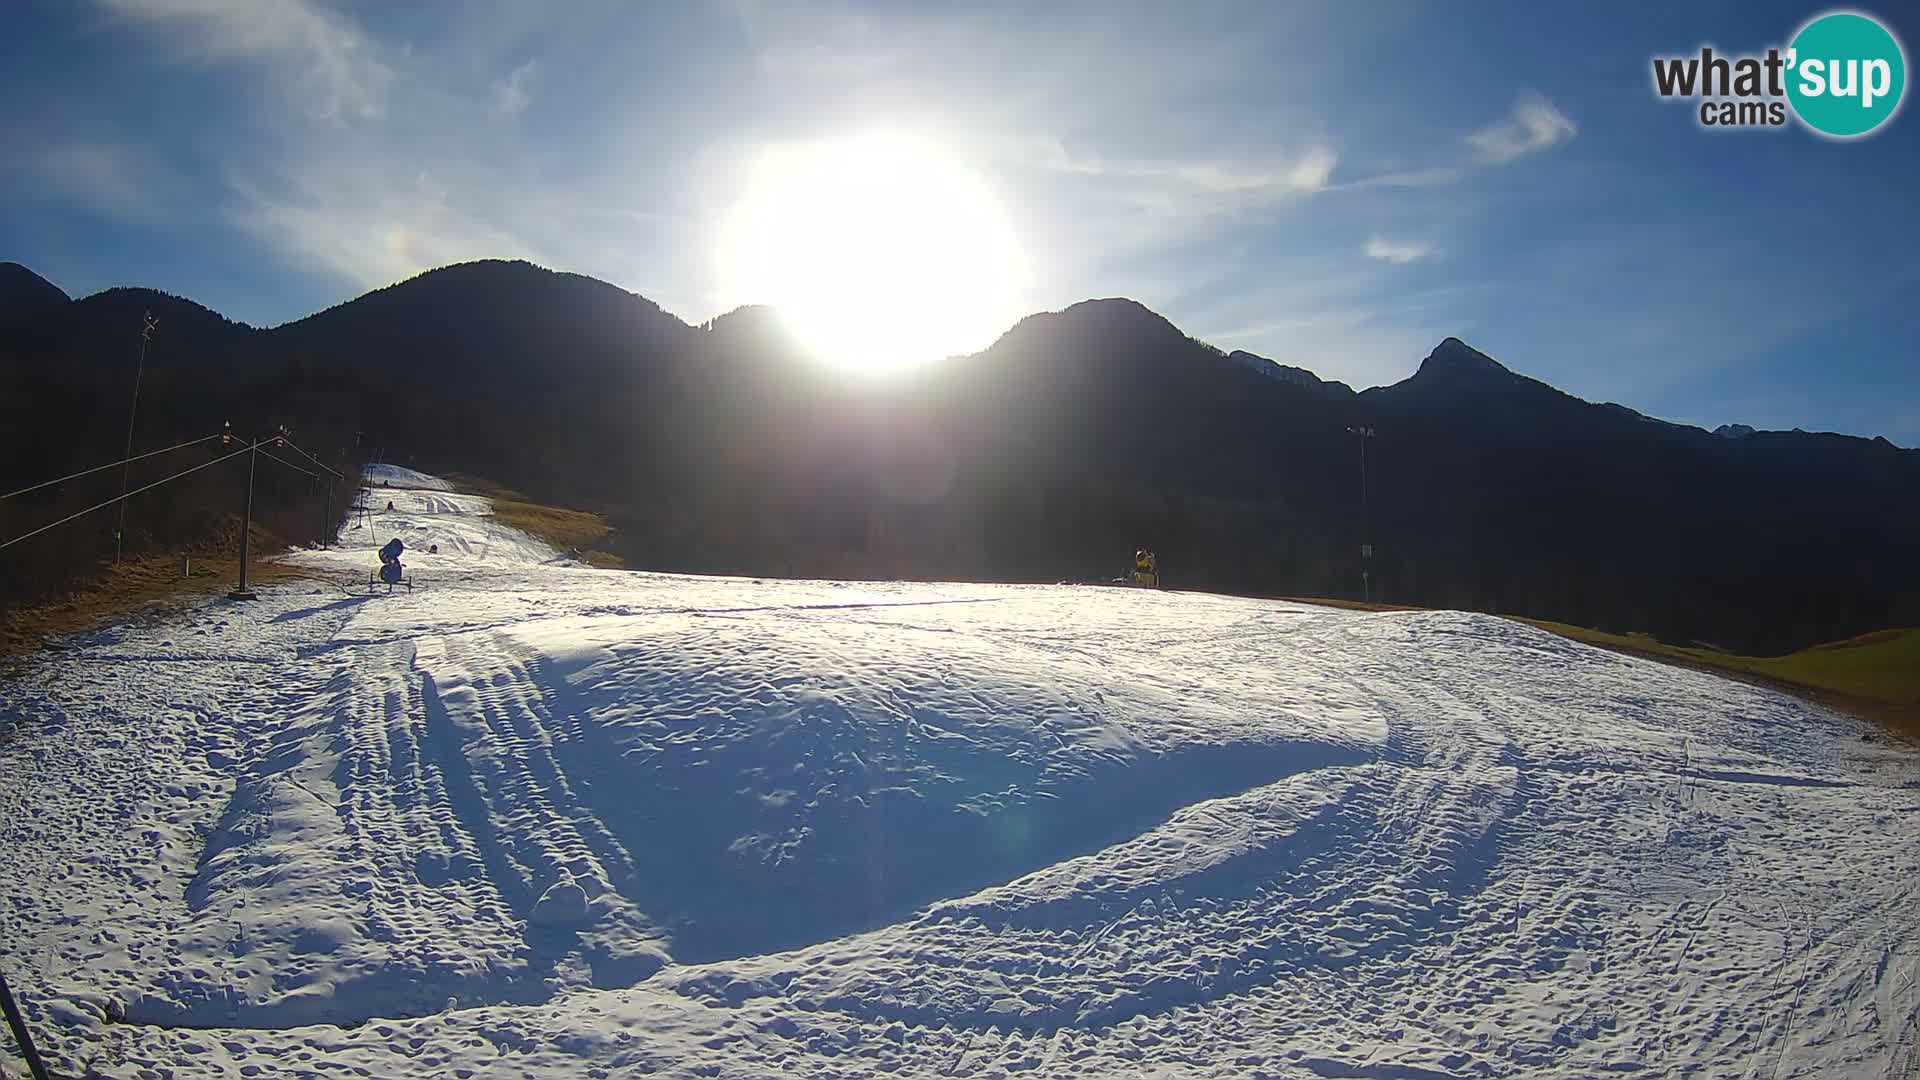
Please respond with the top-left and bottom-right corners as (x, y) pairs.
(1364, 236), (1431, 264)
(221, 138), (708, 322)
(66, 0), (1543, 374)
(226, 163), (544, 301)
(494, 59), (537, 115)
(1009, 129), (1336, 198)
(718, 0), (1345, 294)
(1332, 93), (1576, 191)
(1105, 144), (1337, 197)
(990, 133), (1340, 283)
(97, 0), (392, 120)
(28, 142), (155, 221)
(1284, 145), (1339, 193)
(22, 141), (174, 224)
(1330, 165), (1464, 192)
(89, 3), (692, 314)
(1466, 92), (1577, 164)
(17, 3), (1899, 443)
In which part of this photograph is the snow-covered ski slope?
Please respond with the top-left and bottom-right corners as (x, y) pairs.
(2, 471), (1917, 1079)
(337, 480), (561, 568)
(361, 462), (453, 491)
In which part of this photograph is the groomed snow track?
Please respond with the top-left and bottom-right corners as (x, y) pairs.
(1, 472), (1916, 1078)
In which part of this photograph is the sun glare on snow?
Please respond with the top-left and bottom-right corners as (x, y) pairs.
(717, 132), (1025, 374)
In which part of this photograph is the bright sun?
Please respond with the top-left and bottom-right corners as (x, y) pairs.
(718, 133), (1025, 374)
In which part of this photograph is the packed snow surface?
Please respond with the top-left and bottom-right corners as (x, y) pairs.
(361, 462), (454, 491)
(343, 479), (560, 568)
(2, 473), (1917, 1078)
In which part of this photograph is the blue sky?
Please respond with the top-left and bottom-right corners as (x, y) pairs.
(4, 1), (1917, 443)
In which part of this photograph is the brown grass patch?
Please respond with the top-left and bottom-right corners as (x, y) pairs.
(1268, 595), (1422, 613)
(437, 472), (531, 502)
(0, 533), (320, 665)
(484, 497), (626, 569)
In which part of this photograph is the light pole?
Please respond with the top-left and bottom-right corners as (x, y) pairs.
(226, 425), (339, 600)
(1346, 425), (1376, 603)
(114, 311), (156, 563)
(228, 425), (261, 601)
(273, 431), (346, 548)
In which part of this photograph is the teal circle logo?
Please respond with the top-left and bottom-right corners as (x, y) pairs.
(1787, 11), (1907, 137)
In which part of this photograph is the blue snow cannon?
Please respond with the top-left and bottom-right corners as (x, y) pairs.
(379, 538), (406, 584)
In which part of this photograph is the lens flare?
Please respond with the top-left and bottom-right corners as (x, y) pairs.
(717, 132), (1025, 373)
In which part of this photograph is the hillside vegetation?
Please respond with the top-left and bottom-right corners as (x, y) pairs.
(0, 273), (365, 614)
(6, 259), (1916, 657)
(0, 522), (316, 663)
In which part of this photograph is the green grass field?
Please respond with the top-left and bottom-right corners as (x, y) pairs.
(1520, 621), (1920, 705)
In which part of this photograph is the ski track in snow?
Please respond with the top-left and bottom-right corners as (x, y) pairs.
(360, 464), (454, 492)
(1, 473), (1917, 1078)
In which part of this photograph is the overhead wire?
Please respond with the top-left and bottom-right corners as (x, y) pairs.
(4, 431), (368, 602)
(0, 432), (225, 502)
(271, 437), (343, 478)
(0, 442), (252, 550)
(256, 447), (319, 480)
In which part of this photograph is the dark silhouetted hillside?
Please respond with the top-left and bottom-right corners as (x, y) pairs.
(1355, 338), (1919, 650)
(4, 258), (1914, 653)
(0, 285), (358, 612)
(0, 262), (70, 325)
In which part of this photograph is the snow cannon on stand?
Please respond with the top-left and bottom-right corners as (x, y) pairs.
(1131, 548), (1160, 589)
(379, 538), (405, 581)
(371, 537), (418, 593)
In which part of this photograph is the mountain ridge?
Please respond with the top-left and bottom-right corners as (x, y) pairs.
(4, 254), (1914, 655)
(0, 261), (72, 325)
(7, 255), (1904, 448)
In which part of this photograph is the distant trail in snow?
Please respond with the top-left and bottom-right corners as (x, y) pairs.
(0, 468), (1916, 1079)
(321, 482), (560, 571)
(361, 463), (453, 491)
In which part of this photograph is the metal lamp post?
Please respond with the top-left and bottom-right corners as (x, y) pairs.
(1346, 425), (1377, 603)
(114, 311), (157, 563)
(228, 425), (261, 600)
(226, 425), (339, 600)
